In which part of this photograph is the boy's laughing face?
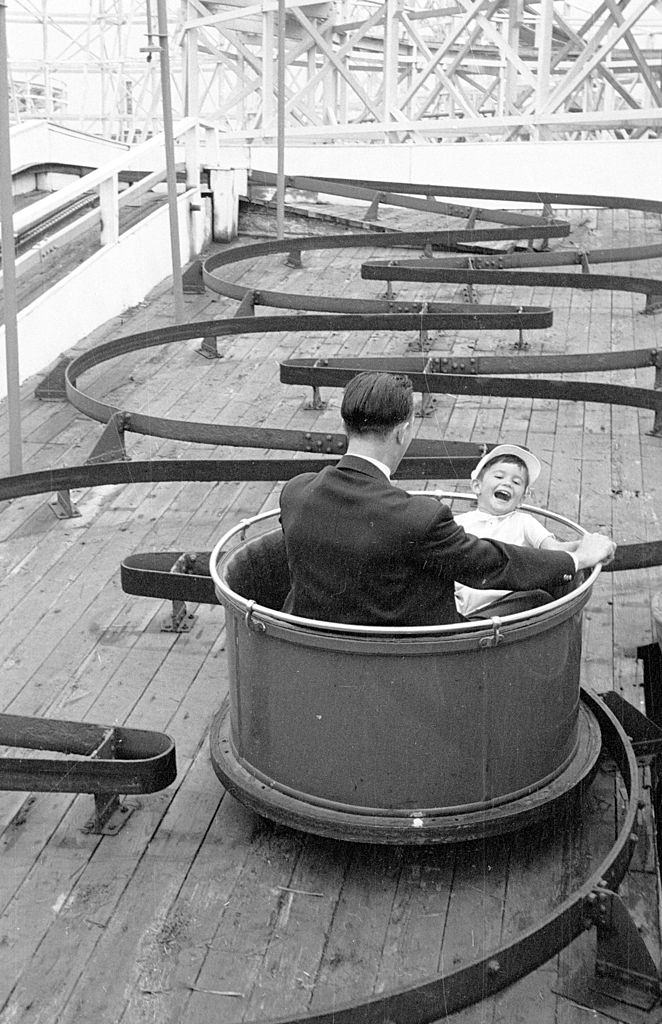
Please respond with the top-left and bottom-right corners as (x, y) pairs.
(471, 458), (528, 516)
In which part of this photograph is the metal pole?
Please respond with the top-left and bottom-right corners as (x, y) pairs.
(0, 0), (23, 474)
(156, 0), (184, 322)
(276, 0), (285, 239)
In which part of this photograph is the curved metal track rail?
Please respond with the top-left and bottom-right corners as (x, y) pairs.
(60, 333), (662, 569)
(202, 232), (564, 317)
(2, 177), (662, 1017)
(234, 690), (641, 1024)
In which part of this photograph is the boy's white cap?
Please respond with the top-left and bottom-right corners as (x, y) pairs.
(471, 444), (541, 485)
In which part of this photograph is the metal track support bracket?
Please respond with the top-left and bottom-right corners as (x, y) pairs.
(161, 552), (198, 632)
(234, 290), (256, 318)
(304, 385), (327, 411)
(34, 357), (72, 401)
(182, 259), (205, 294)
(198, 334), (221, 359)
(593, 890), (661, 1010)
(80, 727), (133, 834)
(644, 292), (662, 315)
(286, 249), (302, 268)
(364, 192), (382, 221)
(417, 301), (430, 353)
(557, 890), (662, 1022)
(539, 202), (554, 251)
(86, 412), (131, 465)
(650, 356), (662, 435)
(84, 793), (134, 835)
(49, 488), (82, 520)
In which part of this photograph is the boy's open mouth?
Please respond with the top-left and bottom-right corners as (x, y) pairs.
(493, 488), (512, 501)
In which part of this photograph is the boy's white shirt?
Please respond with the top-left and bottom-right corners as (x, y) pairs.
(454, 507), (553, 618)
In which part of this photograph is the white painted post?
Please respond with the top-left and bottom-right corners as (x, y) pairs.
(0, 0), (22, 472)
(99, 174), (119, 246)
(535, 0), (554, 141)
(276, 0), (286, 239)
(156, 0), (184, 322)
(263, 9), (275, 129)
(209, 167), (246, 242)
(506, 0), (523, 114)
(383, 0), (399, 139)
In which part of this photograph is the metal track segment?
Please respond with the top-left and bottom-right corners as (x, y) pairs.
(0, 713), (176, 796)
(281, 362), (662, 415)
(361, 263), (662, 309)
(211, 690), (640, 1024)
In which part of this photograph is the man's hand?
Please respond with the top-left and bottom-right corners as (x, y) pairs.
(574, 532), (617, 570)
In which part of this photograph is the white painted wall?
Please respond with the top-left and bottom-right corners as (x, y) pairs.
(10, 121), (128, 176)
(0, 190), (204, 398)
(238, 138), (662, 203)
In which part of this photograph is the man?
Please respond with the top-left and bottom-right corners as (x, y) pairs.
(280, 372), (616, 626)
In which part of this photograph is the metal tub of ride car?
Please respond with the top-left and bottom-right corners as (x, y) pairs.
(209, 497), (602, 844)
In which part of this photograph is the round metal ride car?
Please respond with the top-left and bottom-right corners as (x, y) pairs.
(209, 499), (602, 843)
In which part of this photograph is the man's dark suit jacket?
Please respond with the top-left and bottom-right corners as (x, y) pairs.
(279, 455), (577, 626)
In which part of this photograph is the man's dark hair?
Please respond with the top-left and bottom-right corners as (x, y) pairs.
(341, 372), (414, 436)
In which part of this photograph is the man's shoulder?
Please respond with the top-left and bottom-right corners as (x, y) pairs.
(400, 490), (454, 527)
(280, 472), (319, 503)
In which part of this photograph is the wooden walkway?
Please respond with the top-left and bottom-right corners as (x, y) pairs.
(0, 199), (661, 1023)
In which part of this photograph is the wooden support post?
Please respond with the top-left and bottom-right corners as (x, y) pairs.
(209, 167), (245, 242)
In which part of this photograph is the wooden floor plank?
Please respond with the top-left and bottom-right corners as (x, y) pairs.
(0, 203), (661, 1024)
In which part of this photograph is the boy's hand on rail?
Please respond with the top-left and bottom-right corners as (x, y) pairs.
(573, 532), (617, 570)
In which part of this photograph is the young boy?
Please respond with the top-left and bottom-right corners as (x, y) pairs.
(454, 444), (579, 619)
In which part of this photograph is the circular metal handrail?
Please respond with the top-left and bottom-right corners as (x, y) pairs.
(209, 498), (600, 638)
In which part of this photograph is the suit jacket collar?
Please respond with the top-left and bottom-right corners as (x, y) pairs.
(337, 454), (391, 481)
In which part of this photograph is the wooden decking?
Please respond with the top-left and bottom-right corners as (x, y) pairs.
(0, 199), (661, 1023)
